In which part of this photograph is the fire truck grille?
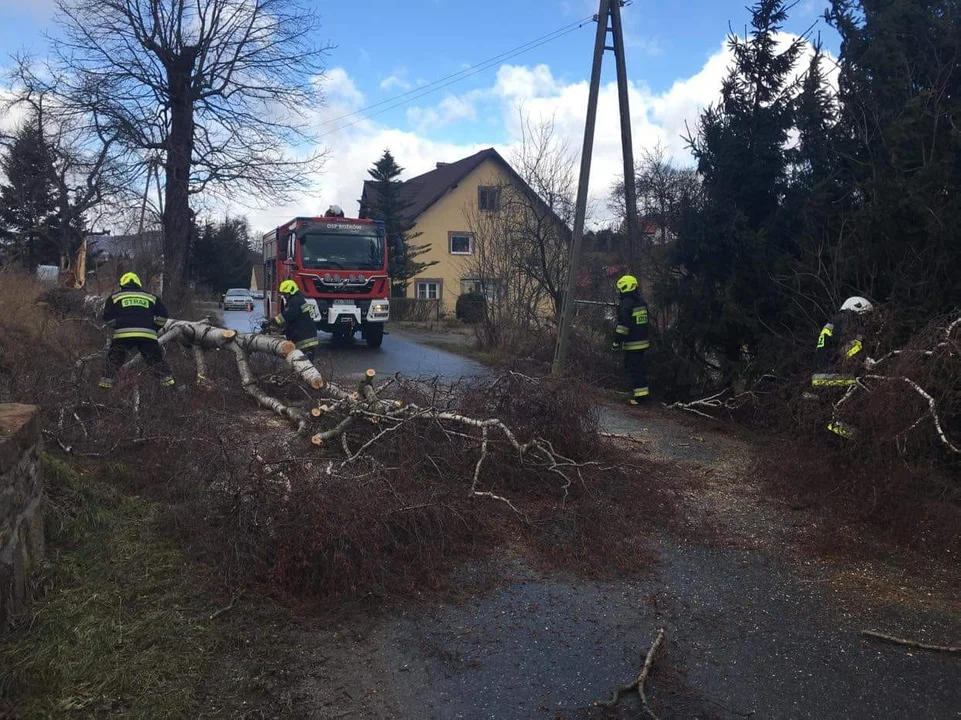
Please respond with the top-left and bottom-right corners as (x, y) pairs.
(311, 278), (374, 295)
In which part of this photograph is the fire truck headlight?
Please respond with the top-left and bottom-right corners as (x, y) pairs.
(371, 302), (387, 313)
(323, 273), (332, 283)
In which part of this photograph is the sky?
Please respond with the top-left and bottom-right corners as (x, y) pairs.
(0, 0), (839, 235)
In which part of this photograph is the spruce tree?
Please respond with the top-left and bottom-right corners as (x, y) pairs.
(361, 150), (437, 297)
(826, 0), (961, 320)
(669, 0), (804, 372)
(0, 118), (57, 270)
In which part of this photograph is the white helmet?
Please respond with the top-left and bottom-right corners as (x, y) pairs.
(840, 296), (873, 314)
(324, 205), (344, 217)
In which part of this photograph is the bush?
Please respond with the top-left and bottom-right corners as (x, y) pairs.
(455, 292), (486, 324)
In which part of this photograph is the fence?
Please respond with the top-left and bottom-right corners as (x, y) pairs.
(391, 298), (443, 323)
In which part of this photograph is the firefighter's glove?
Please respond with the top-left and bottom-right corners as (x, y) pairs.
(260, 319), (271, 333)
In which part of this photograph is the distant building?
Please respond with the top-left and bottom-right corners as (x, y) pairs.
(86, 230), (163, 263)
(86, 230), (164, 293)
(250, 264), (264, 292)
(360, 147), (570, 314)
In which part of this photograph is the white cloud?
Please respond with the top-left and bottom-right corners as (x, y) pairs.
(406, 93), (479, 131)
(323, 67), (365, 109)
(380, 75), (411, 92)
(228, 34), (837, 237)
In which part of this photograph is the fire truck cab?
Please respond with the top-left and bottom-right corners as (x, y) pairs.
(263, 215), (391, 348)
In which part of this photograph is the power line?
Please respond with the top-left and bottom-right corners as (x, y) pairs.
(318, 15), (595, 139)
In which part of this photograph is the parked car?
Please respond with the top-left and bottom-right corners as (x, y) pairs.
(222, 288), (255, 311)
(250, 289), (264, 300)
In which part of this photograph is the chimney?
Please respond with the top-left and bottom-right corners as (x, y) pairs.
(436, 162), (449, 169)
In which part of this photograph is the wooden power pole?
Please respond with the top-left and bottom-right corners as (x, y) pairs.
(551, 0), (640, 377)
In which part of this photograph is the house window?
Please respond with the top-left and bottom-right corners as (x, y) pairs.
(416, 280), (441, 300)
(460, 277), (499, 301)
(478, 186), (501, 212)
(449, 232), (474, 255)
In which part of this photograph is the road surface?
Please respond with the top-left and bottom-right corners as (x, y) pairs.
(219, 307), (961, 719)
(220, 309), (486, 380)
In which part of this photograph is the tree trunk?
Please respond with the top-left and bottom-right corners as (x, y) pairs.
(162, 62), (196, 302)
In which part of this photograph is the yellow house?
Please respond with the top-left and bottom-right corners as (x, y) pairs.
(360, 148), (569, 314)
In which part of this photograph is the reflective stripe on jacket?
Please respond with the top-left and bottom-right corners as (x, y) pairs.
(272, 292), (318, 345)
(103, 286), (168, 341)
(612, 291), (649, 351)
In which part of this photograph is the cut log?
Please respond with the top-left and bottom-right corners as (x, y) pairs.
(228, 343), (308, 433)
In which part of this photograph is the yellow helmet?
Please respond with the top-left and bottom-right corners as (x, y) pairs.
(615, 274), (638, 294)
(278, 279), (299, 295)
(119, 272), (142, 287)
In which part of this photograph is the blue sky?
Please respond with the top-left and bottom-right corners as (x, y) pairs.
(0, 0), (838, 229)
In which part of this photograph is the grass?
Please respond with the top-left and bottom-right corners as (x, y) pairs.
(0, 455), (247, 717)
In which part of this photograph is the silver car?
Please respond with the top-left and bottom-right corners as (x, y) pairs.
(222, 288), (254, 311)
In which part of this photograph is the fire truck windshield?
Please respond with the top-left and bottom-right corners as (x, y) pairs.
(299, 229), (384, 271)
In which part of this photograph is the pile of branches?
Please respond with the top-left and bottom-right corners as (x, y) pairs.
(666, 313), (961, 550)
(53, 316), (669, 597)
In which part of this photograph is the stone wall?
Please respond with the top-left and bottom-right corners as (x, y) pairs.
(0, 404), (44, 631)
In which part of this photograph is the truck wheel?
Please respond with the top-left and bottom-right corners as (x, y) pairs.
(365, 325), (384, 349)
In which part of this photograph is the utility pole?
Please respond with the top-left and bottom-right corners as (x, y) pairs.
(551, 0), (640, 376)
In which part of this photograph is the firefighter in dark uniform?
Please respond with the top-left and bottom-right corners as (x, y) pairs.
(267, 279), (320, 361)
(612, 274), (650, 405)
(98, 272), (175, 389)
(811, 295), (874, 438)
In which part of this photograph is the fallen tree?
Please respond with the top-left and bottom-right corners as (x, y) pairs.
(71, 316), (601, 515)
(666, 315), (961, 459)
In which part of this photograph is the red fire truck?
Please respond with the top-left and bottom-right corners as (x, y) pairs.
(263, 215), (391, 348)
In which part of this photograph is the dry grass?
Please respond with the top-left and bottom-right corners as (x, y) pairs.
(0, 271), (675, 602)
(0, 457), (223, 716)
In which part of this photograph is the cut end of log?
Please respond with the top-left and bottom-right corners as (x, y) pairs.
(222, 330), (237, 339)
(311, 435), (324, 446)
(310, 377), (325, 390)
(279, 340), (296, 356)
(394, 400), (405, 409)
(351, 392), (360, 400)
(365, 368), (376, 378)
(311, 408), (322, 418)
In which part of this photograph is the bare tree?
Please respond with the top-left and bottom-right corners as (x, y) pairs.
(4, 58), (136, 274)
(50, 0), (330, 297)
(609, 144), (699, 248)
(464, 116), (574, 347)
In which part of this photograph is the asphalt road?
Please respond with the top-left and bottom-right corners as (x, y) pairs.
(221, 307), (961, 719)
(220, 308), (486, 381)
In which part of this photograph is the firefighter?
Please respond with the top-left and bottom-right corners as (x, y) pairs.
(811, 295), (874, 438)
(324, 205), (345, 218)
(266, 279), (320, 361)
(612, 274), (650, 405)
(98, 272), (175, 390)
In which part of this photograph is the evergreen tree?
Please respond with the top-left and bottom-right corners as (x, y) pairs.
(189, 217), (254, 292)
(825, 0), (961, 321)
(361, 150), (437, 297)
(0, 118), (57, 270)
(668, 0), (804, 372)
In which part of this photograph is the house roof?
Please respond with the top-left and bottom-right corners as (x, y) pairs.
(86, 231), (162, 259)
(361, 147), (501, 223)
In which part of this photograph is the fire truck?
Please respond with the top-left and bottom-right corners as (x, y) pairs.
(263, 214), (392, 348)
